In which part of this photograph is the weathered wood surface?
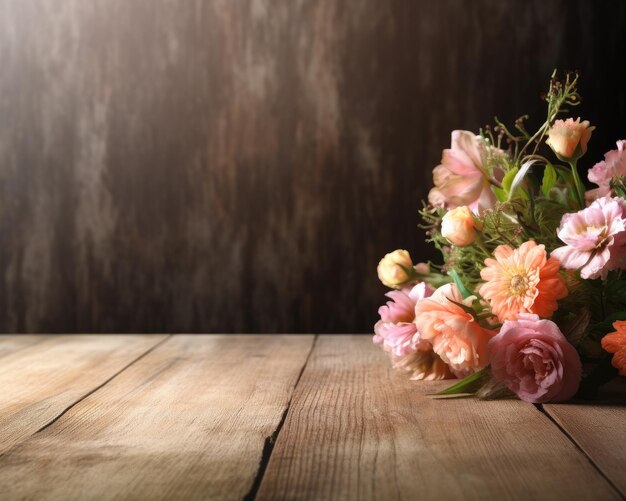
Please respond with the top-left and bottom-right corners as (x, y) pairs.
(544, 392), (626, 496)
(256, 335), (621, 501)
(0, 334), (45, 359)
(2, 1), (625, 334)
(0, 335), (315, 501)
(0, 334), (624, 500)
(0, 334), (166, 455)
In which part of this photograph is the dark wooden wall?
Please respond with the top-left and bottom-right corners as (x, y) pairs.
(0, 0), (625, 333)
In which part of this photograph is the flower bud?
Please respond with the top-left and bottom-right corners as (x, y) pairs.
(441, 206), (477, 246)
(546, 117), (594, 161)
(377, 250), (415, 289)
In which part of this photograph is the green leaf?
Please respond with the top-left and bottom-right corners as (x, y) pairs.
(547, 187), (567, 205)
(493, 186), (507, 203)
(610, 177), (626, 199)
(433, 368), (489, 396)
(446, 297), (479, 321)
(541, 163), (558, 197)
(553, 164), (574, 184)
(589, 310), (626, 335)
(501, 167), (519, 194)
(508, 160), (536, 201)
(448, 269), (472, 299)
(553, 164), (578, 208)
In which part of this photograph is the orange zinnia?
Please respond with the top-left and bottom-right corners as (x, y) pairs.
(479, 241), (568, 322)
(602, 321), (626, 376)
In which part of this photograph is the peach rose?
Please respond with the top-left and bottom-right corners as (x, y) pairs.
(441, 206), (477, 246)
(377, 249), (415, 289)
(414, 283), (496, 377)
(546, 117), (594, 160)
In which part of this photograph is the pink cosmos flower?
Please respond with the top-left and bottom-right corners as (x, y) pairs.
(488, 313), (582, 403)
(551, 196), (626, 279)
(373, 282), (433, 357)
(586, 140), (626, 201)
(428, 131), (502, 214)
(414, 283), (496, 377)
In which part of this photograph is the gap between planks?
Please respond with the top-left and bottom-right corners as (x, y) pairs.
(0, 334), (169, 457)
(32, 335), (172, 438)
(535, 404), (625, 501)
(243, 334), (318, 501)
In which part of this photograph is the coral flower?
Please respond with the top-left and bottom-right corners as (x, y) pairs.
(414, 283), (496, 377)
(551, 197), (626, 279)
(601, 320), (626, 376)
(428, 130), (503, 214)
(479, 241), (568, 322)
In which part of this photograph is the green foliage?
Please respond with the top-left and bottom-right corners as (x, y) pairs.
(610, 177), (626, 199)
(541, 164), (557, 196)
(433, 368), (489, 397)
(448, 269), (472, 299)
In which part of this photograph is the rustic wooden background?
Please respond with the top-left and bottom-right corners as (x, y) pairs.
(0, 0), (625, 333)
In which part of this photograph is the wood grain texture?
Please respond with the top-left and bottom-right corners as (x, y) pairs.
(0, 334), (45, 359)
(0, 335), (314, 501)
(257, 335), (620, 501)
(544, 401), (626, 496)
(0, 334), (166, 455)
(1, 1), (625, 333)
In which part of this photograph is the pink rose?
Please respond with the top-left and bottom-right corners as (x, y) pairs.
(428, 131), (502, 214)
(546, 117), (594, 160)
(586, 140), (626, 201)
(373, 282), (433, 357)
(488, 313), (582, 403)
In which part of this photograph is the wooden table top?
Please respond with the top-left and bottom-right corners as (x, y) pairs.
(0, 334), (624, 500)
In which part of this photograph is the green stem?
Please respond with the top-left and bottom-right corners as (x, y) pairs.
(474, 236), (491, 258)
(569, 160), (586, 209)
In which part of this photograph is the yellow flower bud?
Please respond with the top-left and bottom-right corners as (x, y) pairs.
(377, 249), (415, 289)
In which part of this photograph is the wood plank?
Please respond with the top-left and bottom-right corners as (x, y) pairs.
(0, 335), (46, 359)
(544, 380), (626, 497)
(0, 334), (315, 501)
(257, 335), (620, 501)
(0, 334), (166, 455)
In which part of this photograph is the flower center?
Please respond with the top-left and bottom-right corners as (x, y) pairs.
(594, 226), (610, 249)
(510, 274), (528, 295)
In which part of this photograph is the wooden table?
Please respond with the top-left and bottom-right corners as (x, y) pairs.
(0, 335), (624, 500)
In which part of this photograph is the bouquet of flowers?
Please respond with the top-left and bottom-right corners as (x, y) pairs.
(373, 72), (626, 403)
